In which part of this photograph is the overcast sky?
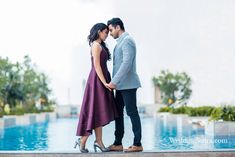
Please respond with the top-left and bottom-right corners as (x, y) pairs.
(0, 0), (235, 106)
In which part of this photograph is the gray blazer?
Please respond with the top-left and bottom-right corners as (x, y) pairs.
(111, 32), (141, 90)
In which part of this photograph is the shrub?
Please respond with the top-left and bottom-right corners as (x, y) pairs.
(210, 106), (235, 121)
(188, 106), (214, 117)
(171, 106), (188, 114)
(9, 108), (24, 115)
(158, 106), (172, 112)
(221, 106), (235, 121)
(25, 107), (41, 113)
(0, 110), (3, 118)
(158, 105), (235, 121)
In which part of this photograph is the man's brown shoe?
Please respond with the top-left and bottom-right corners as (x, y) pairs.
(108, 144), (123, 151)
(124, 145), (143, 152)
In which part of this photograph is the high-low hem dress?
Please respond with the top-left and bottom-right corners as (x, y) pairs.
(76, 46), (118, 136)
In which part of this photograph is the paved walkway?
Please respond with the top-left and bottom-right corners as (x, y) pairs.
(0, 150), (235, 157)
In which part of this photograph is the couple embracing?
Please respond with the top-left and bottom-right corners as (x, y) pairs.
(75, 18), (143, 153)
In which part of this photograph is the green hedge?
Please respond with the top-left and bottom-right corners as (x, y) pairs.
(158, 105), (235, 121)
(0, 106), (54, 117)
(187, 106), (214, 117)
(158, 106), (172, 112)
(210, 106), (235, 121)
(0, 110), (3, 118)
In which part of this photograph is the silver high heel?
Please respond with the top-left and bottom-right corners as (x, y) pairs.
(93, 140), (110, 152)
(74, 138), (89, 153)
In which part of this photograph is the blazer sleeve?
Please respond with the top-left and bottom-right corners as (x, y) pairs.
(111, 38), (135, 85)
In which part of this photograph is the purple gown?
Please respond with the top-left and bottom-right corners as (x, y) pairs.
(76, 46), (118, 136)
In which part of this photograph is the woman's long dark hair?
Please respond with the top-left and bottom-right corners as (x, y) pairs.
(87, 23), (111, 60)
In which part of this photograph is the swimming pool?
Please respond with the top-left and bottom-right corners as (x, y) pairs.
(0, 116), (235, 151)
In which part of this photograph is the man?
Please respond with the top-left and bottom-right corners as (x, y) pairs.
(106, 17), (143, 152)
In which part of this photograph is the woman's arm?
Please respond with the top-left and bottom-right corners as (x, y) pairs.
(91, 42), (111, 90)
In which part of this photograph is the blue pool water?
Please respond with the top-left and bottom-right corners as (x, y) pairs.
(0, 116), (235, 151)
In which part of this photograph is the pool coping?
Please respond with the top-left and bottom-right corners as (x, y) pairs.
(1, 149), (235, 153)
(0, 150), (235, 157)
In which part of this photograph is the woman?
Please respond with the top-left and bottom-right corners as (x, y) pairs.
(74, 23), (118, 153)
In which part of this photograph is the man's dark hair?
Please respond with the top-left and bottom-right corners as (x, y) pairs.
(107, 18), (125, 31)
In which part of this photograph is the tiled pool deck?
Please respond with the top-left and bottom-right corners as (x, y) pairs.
(0, 150), (235, 157)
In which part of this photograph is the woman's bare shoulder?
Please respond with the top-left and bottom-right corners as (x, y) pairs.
(91, 42), (102, 56)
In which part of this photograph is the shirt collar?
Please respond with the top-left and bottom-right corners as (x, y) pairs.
(116, 32), (128, 43)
